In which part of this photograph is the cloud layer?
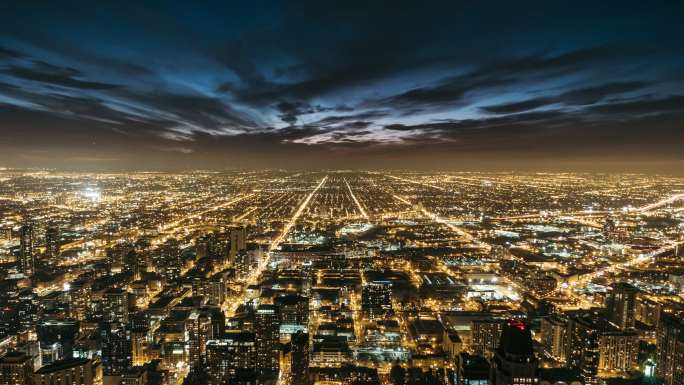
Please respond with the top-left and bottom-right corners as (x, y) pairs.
(0, 1), (683, 171)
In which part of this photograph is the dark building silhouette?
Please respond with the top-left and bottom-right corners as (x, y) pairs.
(291, 331), (309, 385)
(45, 224), (60, 264)
(361, 281), (392, 320)
(490, 320), (538, 385)
(101, 323), (132, 379)
(606, 283), (637, 330)
(206, 331), (256, 385)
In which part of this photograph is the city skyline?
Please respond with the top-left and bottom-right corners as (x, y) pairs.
(1, 1), (683, 172)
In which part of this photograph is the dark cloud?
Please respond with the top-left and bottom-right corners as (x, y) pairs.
(0, 46), (23, 59)
(588, 95), (684, 115)
(479, 98), (555, 114)
(480, 81), (651, 114)
(2, 62), (119, 90)
(558, 81), (650, 105)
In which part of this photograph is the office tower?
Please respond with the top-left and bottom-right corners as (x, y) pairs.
(607, 282), (638, 330)
(275, 294), (309, 332)
(45, 224), (60, 264)
(0, 351), (34, 385)
(567, 311), (603, 385)
(598, 330), (638, 375)
(103, 288), (129, 324)
(129, 313), (149, 367)
(19, 224), (35, 276)
(101, 324), (132, 381)
(229, 227), (247, 264)
(471, 319), (504, 357)
(490, 320), (538, 385)
(188, 309), (219, 366)
(33, 358), (93, 385)
(68, 280), (92, 321)
(193, 273), (227, 306)
(235, 250), (251, 280)
(206, 331), (257, 384)
(255, 304), (280, 375)
(291, 331), (309, 385)
(540, 315), (568, 363)
(656, 314), (684, 385)
(361, 281), (392, 320)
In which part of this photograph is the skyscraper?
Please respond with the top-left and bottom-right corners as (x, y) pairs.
(361, 281), (392, 320)
(45, 224), (60, 264)
(567, 311), (605, 385)
(607, 282), (638, 330)
(290, 331), (309, 385)
(540, 315), (568, 364)
(206, 331), (257, 384)
(656, 314), (684, 385)
(103, 288), (129, 324)
(490, 320), (538, 385)
(471, 318), (504, 358)
(598, 330), (639, 375)
(19, 224), (34, 276)
(101, 323), (132, 381)
(255, 304), (280, 375)
(229, 227), (247, 265)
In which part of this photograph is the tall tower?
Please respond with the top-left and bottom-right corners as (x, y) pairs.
(656, 314), (684, 385)
(255, 304), (280, 376)
(290, 331), (309, 385)
(45, 224), (60, 265)
(229, 227), (247, 265)
(607, 282), (638, 330)
(19, 224), (34, 276)
(490, 320), (538, 385)
(100, 323), (132, 380)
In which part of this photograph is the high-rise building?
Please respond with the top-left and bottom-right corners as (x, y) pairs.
(68, 280), (92, 321)
(290, 331), (309, 385)
(188, 309), (219, 366)
(540, 316), (568, 364)
(255, 304), (280, 375)
(101, 324), (132, 380)
(607, 283), (638, 330)
(471, 319), (504, 358)
(19, 224), (35, 276)
(206, 331), (257, 384)
(275, 294), (309, 333)
(656, 314), (684, 385)
(0, 351), (34, 385)
(361, 282), (392, 320)
(490, 320), (538, 385)
(567, 311), (605, 385)
(598, 330), (638, 375)
(229, 227), (247, 264)
(33, 358), (93, 385)
(45, 224), (60, 264)
(103, 288), (129, 324)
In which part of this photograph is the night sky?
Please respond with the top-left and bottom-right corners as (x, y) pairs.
(1, 1), (683, 172)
